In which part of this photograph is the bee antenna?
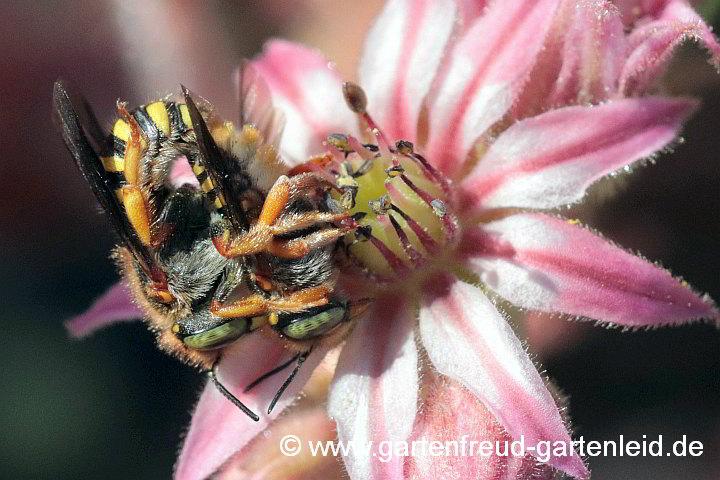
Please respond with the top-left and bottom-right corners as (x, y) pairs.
(208, 367), (259, 422)
(267, 347), (313, 415)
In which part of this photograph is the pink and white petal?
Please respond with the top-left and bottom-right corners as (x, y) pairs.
(358, 0), (457, 142)
(619, 0), (720, 96)
(463, 213), (717, 326)
(175, 335), (328, 480)
(169, 156), (200, 188)
(216, 407), (342, 480)
(234, 62), (286, 149)
(328, 297), (417, 480)
(419, 278), (588, 479)
(406, 371), (556, 480)
(252, 40), (359, 165)
(548, 0), (627, 106)
(461, 97), (697, 210)
(614, 0), (674, 25)
(426, 0), (561, 176)
(65, 282), (143, 338)
(454, 0), (490, 28)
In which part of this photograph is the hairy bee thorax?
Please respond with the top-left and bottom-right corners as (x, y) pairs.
(316, 82), (460, 288)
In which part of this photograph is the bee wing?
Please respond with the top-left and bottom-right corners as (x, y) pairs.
(53, 81), (156, 274)
(234, 60), (285, 148)
(182, 85), (250, 231)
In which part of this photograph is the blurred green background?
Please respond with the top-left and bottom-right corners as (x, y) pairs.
(0, 1), (718, 479)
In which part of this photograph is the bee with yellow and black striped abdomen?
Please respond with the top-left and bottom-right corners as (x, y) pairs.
(53, 64), (371, 421)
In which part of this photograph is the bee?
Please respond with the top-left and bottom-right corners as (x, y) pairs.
(53, 64), (370, 421)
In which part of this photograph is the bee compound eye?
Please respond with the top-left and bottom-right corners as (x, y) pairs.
(180, 317), (251, 351)
(275, 303), (347, 340)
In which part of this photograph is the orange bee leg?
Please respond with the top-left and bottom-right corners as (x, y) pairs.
(210, 285), (332, 318)
(213, 173), (352, 259)
(267, 228), (351, 259)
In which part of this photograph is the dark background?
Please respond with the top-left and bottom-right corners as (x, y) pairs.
(0, 1), (717, 479)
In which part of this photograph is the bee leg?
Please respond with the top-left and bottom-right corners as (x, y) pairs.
(267, 347), (312, 414)
(212, 174), (352, 259)
(210, 285), (331, 318)
(208, 362), (260, 421)
(267, 228), (350, 259)
(114, 103), (163, 248)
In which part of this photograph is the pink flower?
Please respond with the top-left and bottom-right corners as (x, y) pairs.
(68, 0), (720, 479)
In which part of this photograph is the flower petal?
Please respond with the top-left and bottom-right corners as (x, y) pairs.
(514, 0), (627, 119)
(419, 278), (588, 478)
(549, 0), (627, 105)
(463, 213), (717, 326)
(328, 297), (417, 480)
(426, 0), (560, 176)
(461, 97), (697, 210)
(215, 407), (342, 480)
(175, 335), (327, 480)
(406, 371), (556, 480)
(251, 40), (359, 165)
(65, 282), (143, 338)
(358, 0), (457, 142)
(619, 0), (720, 96)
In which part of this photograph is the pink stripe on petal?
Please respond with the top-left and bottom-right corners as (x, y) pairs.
(328, 297), (417, 480)
(461, 97), (697, 210)
(175, 335), (327, 480)
(359, 0), (457, 143)
(252, 40), (359, 165)
(419, 279), (589, 479)
(548, 0), (626, 106)
(426, 0), (560, 176)
(65, 282), (143, 338)
(464, 213), (717, 326)
(619, 0), (720, 96)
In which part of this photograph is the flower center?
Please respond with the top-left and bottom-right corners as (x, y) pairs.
(320, 83), (460, 286)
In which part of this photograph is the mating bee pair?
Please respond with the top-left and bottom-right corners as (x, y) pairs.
(54, 66), (368, 420)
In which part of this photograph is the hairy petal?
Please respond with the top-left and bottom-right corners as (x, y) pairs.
(463, 213), (717, 326)
(405, 371), (556, 480)
(359, 0), (457, 142)
(328, 297), (417, 480)
(175, 336), (327, 480)
(619, 0), (720, 96)
(419, 278), (588, 478)
(65, 282), (142, 338)
(461, 97), (697, 210)
(252, 40), (359, 165)
(514, 0), (627, 119)
(215, 407), (342, 480)
(426, 0), (560, 176)
(550, 0), (627, 105)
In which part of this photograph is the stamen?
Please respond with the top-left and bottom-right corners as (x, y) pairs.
(388, 203), (440, 255)
(408, 152), (454, 201)
(388, 211), (425, 267)
(399, 174), (457, 241)
(346, 135), (377, 161)
(367, 234), (409, 275)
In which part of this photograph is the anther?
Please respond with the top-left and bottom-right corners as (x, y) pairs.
(343, 82), (368, 114)
(385, 164), (405, 178)
(395, 140), (414, 155)
(355, 225), (373, 242)
(369, 194), (392, 215)
(326, 133), (352, 153)
(431, 199), (447, 217)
